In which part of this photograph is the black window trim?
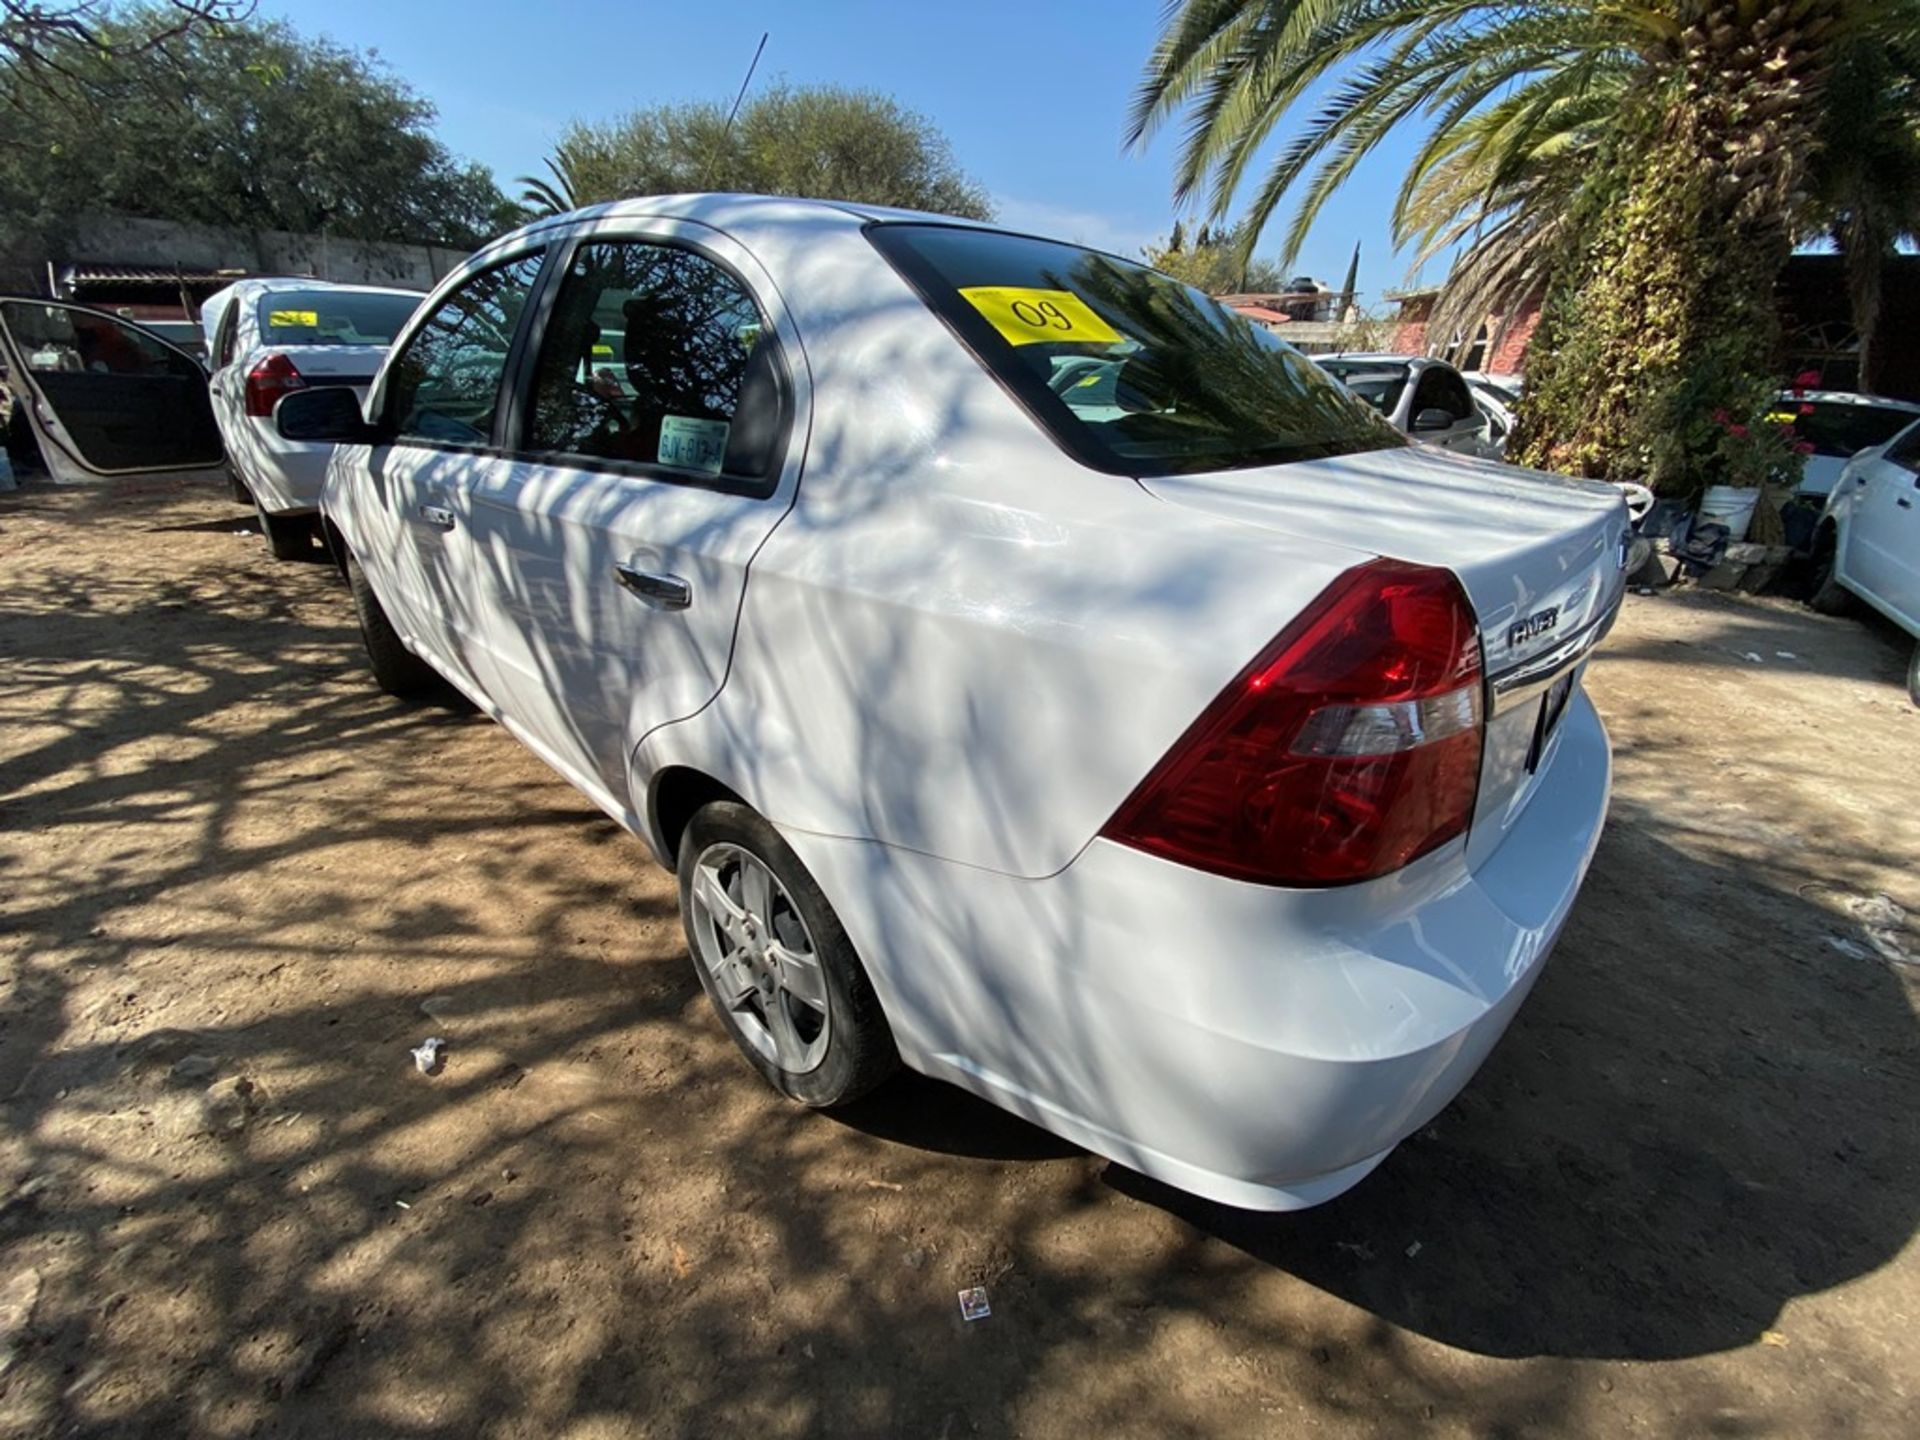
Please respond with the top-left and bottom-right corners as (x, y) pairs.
(493, 227), (793, 503)
(375, 242), (557, 461)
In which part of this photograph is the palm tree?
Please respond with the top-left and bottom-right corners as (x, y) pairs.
(1809, 33), (1920, 392)
(514, 152), (585, 219)
(1129, 2), (1904, 487)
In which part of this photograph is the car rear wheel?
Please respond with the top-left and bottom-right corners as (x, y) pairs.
(1909, 642), (1919, 709)
(255, 494), (314, 562)
(677, 801), (898, 1107)
(344, 551), (440, 698)
(1807, 524), (1856, 616)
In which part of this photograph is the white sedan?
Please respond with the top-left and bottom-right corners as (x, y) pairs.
(23, 197), (1628, 1209)
(1811, 421), (1920, 704)
(200, 278), (422, 558)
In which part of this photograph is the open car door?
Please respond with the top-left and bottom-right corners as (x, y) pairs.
(0, 298), (224, 486)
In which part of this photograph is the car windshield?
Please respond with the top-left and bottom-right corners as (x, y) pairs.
(1769, 398), (1920, 458)
(254, 290), (419, 347)
(1317, 359), (1412, 416)
(868, 224), (1400, 476)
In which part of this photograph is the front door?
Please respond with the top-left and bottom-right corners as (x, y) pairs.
(1845, 429), (1920, 628)
(353, 249), (548, 694)
(0, 299), (223, 486)
(464, 227), (805, 815)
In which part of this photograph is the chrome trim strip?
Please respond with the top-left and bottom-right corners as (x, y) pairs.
(1487, 600), (1622, 716)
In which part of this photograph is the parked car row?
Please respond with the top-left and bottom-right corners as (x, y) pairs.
(0, 197), (1640, 1211)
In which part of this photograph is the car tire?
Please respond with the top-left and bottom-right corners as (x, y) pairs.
(1807, 525), (1856, 616)
(345, 551), (440, 698)
(1909, 642), (1920, 709)
(677, 801), (898, 1108)
(228, 467), (251, 506)
(256, 495), (313, 562)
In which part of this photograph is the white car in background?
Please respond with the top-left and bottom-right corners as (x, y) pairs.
(1314, 353), (1498, 458)
(1810, 419), (1920, 704)
(1771, 389), (1920, 498)
(201, 278), (422, 558)
(11, 197), (1630, 1211)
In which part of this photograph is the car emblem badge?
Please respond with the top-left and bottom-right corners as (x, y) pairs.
(1508, 606), (1560, 648)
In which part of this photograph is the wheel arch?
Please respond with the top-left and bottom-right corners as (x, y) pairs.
(647, 766), (750, 867)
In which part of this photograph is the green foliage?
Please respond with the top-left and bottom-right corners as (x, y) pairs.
(1141, 220), (1284, 293)
(0, 3), (511, 277)
(1135, 2), (1914, 490)
(532, 84), (991, 220)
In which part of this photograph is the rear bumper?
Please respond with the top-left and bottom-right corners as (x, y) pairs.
(783, 690), (1612, 1210)
(227, 415), (330, 514)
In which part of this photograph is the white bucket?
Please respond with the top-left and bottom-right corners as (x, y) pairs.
(1699, 485), (1758, 543)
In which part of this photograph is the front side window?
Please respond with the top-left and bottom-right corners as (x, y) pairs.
(1882, 419), (1920, 474)
(871, 224), (1400, 476)
(522, 239), (784, 481)
(1, 302), (193, 378)
(386, 251), (546, 446)
(1411, 365), (1475, 423)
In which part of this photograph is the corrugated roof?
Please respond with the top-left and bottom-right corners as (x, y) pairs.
(63, 263), (248, 285)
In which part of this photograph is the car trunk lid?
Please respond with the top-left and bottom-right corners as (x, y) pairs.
(1137, 444), (1628, 874)
(263, 342), (388, 400)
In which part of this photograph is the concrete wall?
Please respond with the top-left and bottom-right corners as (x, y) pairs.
(66, 214), (472, 289)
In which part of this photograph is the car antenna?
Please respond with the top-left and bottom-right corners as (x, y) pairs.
(701, 31), (769, 192)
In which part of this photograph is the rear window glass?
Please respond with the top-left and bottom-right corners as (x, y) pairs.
(1766, 399), (1920, 458)
(868, 224), (1400, 477)
(1319, 359), (1412, 416)
(255, 290), (420, 347)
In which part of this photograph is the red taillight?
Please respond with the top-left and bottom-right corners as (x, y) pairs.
(1102, 559), (1485, 887)
(244, 352), (306, 417)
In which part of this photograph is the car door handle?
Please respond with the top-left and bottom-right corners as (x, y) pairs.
(417, 504), (455, 530)
(614, 563), (691, 609)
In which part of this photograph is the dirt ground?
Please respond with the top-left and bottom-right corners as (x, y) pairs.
(0, 476), (1916, 1439)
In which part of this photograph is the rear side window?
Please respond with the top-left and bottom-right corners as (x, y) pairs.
(1883, 419), (1920, 473)
(256, 289), (421, 347)
(385, 252), (545, 446)
(520, 238), (787, 483)
(869, 224), (1399, 476)
(1319, 359), (1410, 416)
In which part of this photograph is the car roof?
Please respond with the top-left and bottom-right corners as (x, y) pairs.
(1316, 352), (1427, 365)
(1778, 388), (1920, 412)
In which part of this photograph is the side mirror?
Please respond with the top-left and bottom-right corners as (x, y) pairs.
(275, 386), (382, 443)
(1411, 407), (1455, 433)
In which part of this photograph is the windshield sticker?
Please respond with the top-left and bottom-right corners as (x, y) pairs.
(958, 287), (1123, 347)
(267, 309), (319, 327)
(659, 415), (729, 474)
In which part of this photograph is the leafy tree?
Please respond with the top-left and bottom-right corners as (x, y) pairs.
(523, 84), (991, 220)
(1142, 220), (1284, 292)
(1128, 2), (1915, 494)
(0, 3), (512, 283)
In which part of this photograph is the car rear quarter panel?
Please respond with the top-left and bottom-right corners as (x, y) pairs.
(633, 221), (1366, 879)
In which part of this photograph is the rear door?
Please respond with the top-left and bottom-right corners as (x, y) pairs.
(464, 225), (806, 812)
(0, 299), (224, 485)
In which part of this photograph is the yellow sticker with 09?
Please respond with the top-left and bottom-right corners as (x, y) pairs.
(268, 309), (318, 327)
(958, 287), (1122, 347)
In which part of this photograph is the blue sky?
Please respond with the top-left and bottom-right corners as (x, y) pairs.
(257, 0), (1452, 302)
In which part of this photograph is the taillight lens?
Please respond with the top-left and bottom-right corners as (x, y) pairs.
(1102, 559), (1485, 887)
(244, 352), (306, 417)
